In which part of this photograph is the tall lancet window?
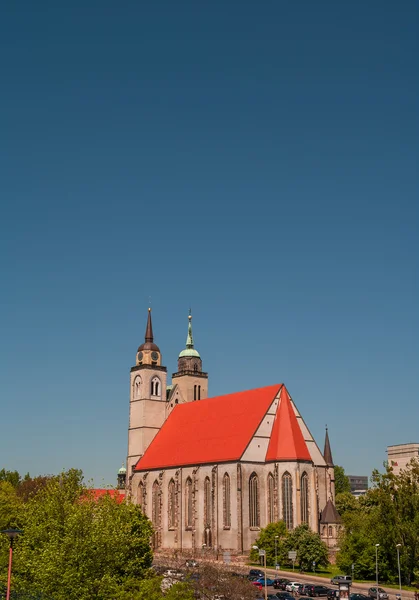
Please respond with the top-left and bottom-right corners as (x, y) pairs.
(204, 477), (211, 526)
(137, 481), (144, 511)
(282, 472), (293, 530)
(185, 478), (193, 529)
(267, 473), (275, 523)
(249, 473), (260, 528)
(168, 479), (176, 529)
(223, 473), (231, 528)
(152, 480), (160, 527)
(300, 472), (309, 524)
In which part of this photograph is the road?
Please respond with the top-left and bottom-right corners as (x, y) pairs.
(257, 568), (413, 600)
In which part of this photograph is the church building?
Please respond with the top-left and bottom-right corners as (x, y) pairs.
(125, 309), (339, 554)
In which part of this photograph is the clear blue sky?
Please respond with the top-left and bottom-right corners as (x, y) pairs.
(1, 1), (417, 486)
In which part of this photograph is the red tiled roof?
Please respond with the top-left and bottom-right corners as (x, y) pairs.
(135, 384), (282, 470)
(266, 385), (311, 461)
(85, 489), (125, 503)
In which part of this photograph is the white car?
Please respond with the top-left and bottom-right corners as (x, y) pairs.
(286, 582), (302, 592)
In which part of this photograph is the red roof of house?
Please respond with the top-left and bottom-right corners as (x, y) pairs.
(135, 383), (312, 471)
(86, 489), (125, 503)
(266, 385), (311, 461)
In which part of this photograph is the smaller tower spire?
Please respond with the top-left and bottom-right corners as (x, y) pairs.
(145, 307), (154, 343)
(323, 425), (334, 467)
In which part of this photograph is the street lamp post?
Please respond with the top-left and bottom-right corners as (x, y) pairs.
(375, 544), (380, 592)
(1, 528), (23, 600)
(253, 545), (268, 600)
(396, 544), (402, 599)
(275, 535), (279, 570)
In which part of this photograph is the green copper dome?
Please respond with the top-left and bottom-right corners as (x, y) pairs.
(118, 464), (127, 475)
(178, 312), (201, 359)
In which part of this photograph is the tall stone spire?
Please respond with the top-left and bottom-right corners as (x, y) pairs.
(145, 307), (154, 343)
(323, 426), (334, 467)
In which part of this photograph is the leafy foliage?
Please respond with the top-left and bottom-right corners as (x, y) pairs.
(334, 466), (351, 494)
(286, 523), (329, 571)
(337, 460), (419, 584)
(251, 521), (329, 571)
(0, 469), (154, 600)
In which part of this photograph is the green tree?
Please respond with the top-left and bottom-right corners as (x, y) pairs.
(335, 491), (358, 516)
(250, 521), (288, 567)
(2, 469), (154, 600)
(286, 523), (329, 571)
(337, 460), (419, 584)
(0, 469), (21, 488)
(0, 481), (20, 530)
(334, 466), (351, 494)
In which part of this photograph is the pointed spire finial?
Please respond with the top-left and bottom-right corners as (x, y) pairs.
(323, 425), (334, 467)
(145, 307), (154, 343)
(186, 309), (194, 348)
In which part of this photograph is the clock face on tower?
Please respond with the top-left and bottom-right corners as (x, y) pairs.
(137, 352), (143, 362)
(151, 351), (159, 361)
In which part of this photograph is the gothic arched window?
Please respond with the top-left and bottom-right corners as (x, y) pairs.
(249, 473), (260, 528)
(267, 473), (275, 524)
(204, 477), (211, 526)
(223, 473), (231, 528)
(152, 480), (160, 527)
(151, 377), (161, 397)
(300, 472), (309, 524)
(328, 525), (333, 537)
(137, 481), (144, 511)
(282, 472), (293, 530)
(133, 375), (141, 399)
(185, 477), (193, 529)
(168, 479), (176, 529)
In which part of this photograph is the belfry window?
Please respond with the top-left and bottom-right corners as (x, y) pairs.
(133, 375), (141, 399)
(282, 472), (293, 530)
(223, 473), (231, 528)
(151, 377), (161, 397)
(185, 478), (193, 529)
(267, 473), (275, 523)
(168, 479), (176, 529)
(300, 472), (309, 524)
(249, 473), (260, 528)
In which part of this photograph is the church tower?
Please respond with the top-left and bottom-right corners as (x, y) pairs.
(171, 311), (208, 403)
(127, 308), (167, 478)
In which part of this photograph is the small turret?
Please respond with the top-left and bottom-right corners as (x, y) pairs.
(117, 464), (126, 490)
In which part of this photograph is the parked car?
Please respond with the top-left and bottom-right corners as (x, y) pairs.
(299, 584), (316, 596)
(251, 581), (263, 591)
(286, 582), (303, 592)
(368, 588), (389, 600)
(250, 569), (265, 578)
(185, 559), (198, 567)
(331, 576), (352, 585)
(274, 579), (291, 590)
(256, 578), (276, 587)
(327, 590), (340, 599)
(350, 594), (369, 600)
(275, 593), (295, 600)
(307, 585), (331, 597)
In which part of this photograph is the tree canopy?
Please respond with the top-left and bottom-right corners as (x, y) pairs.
(334, 465), (351, 494)
(337, 460), (419, 585)
(250, 521), (329, 571)
(0, 469), (154, 600)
